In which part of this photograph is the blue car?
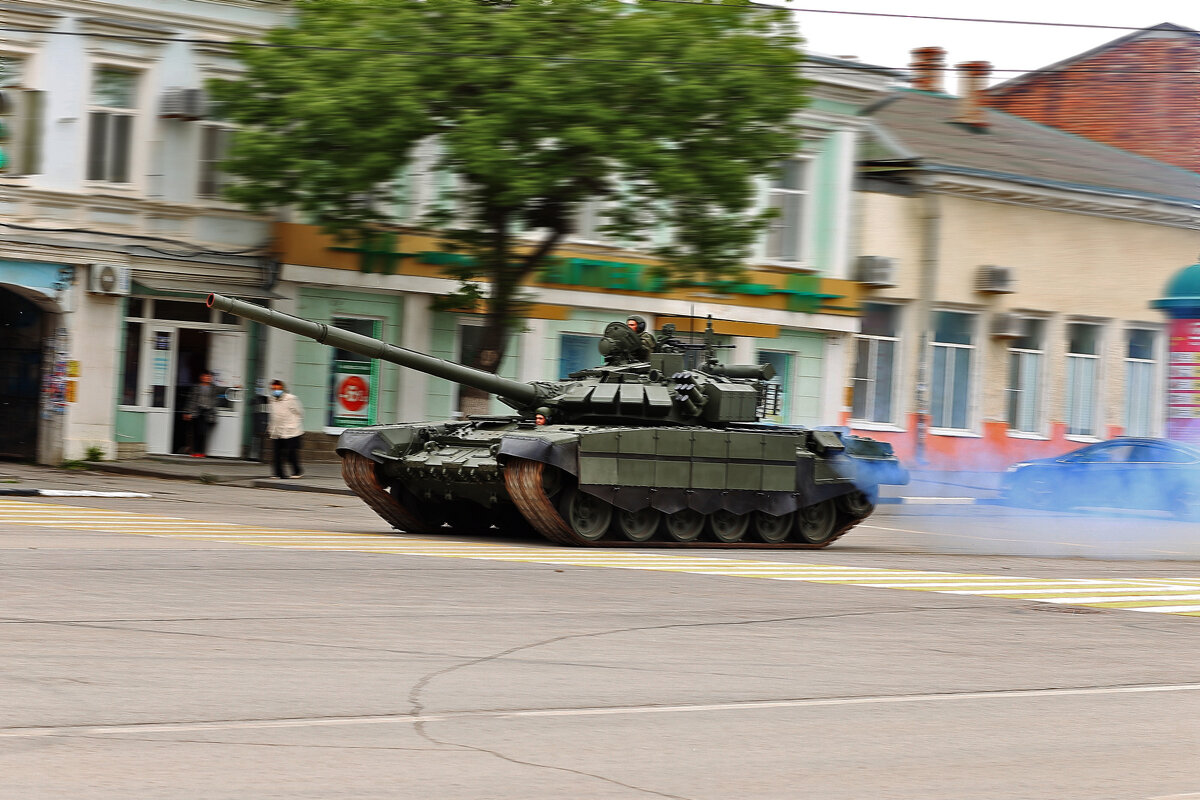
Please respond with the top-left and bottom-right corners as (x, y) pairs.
(1003, 438), (1200, 519)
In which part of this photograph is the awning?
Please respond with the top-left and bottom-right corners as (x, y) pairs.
(132, 278), (283, 300)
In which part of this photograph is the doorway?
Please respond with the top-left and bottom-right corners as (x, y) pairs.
(131, 303), (247, 458)
(172, 328), (210, 454)
(0, 288), (44, 460)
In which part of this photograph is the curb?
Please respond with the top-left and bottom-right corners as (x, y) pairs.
(251, 479), (356, 496)
(93, 463), (268, 484)
(879, 497), (1006, 506)
(0, 488), (151, 498)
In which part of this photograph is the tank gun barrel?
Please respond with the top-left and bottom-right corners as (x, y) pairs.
(207, 293), (540, 407)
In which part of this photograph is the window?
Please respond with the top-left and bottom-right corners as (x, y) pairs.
(1128, 444), (1189, 464)
(851, 304), (899, 424)
(152, 299), (210, 323)
(929, 311), (974, 430)
(1125, 329), (1157, 437)
(1005, 318), (1044, 433)
(1065, 322), (1101, 436)
(120, 320), (142, 405)
(0, 55), (20, 87)
(87, 68), (138, 183)
(197, 124), (233, 199)
(1070, 443), (1132, 463)
(764, 159), (809, 262)
(758, 350), (791, 423)
(559, 333), (599, 378)
(0, 55), (43, 176)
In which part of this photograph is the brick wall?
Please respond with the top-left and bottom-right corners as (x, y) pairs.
(985, 30), (1200, 173)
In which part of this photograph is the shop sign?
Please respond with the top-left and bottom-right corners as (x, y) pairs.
(328, 240), (848, 312)
(332, 360), (375, 425)
(1167, 319), (1200, 443)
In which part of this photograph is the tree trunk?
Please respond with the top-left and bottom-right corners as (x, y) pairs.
(454, 219), (565, 417)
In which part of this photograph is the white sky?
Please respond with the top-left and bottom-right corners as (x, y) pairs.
(785, 1), (1198, 87)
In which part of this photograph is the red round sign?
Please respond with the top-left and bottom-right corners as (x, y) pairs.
(337, 375), (370, 412)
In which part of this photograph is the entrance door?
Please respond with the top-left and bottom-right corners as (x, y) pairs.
(207, 331), (246, 458)
(0, 288), (43, 460)
(144, 327), (177, 455)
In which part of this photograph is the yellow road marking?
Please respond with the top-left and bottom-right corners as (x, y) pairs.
(4, 498), (1200, 617)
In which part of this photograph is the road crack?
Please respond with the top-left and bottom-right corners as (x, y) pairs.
(405, 605), (970, 799)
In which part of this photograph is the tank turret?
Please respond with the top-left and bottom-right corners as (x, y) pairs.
(208, 292), (907, 548)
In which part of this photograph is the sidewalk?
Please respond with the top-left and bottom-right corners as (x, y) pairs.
(92, 455), (355, 495)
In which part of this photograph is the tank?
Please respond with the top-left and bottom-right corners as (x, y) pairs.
(208, 293), (908, 547)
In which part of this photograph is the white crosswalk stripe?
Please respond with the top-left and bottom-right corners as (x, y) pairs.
(3, 498), (1200, 617)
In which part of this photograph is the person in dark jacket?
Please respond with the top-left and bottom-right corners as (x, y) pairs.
(182, 370), (219, 457)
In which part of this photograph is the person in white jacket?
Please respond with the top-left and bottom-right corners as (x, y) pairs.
(267, 379), (305, 479)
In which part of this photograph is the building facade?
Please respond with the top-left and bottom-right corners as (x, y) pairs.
(256, 56), (899, 451)
(1, 10), (903, 464)
(845, 63), (1200, 470)
(985, 23), (1200, 175)
(0, 0), (286, 463)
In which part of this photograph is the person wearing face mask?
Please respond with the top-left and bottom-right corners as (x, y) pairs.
(266, 379), (305, 479)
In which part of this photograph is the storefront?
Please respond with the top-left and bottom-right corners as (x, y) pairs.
(114, 275), (277, 459)
(263, 223), (863, 438)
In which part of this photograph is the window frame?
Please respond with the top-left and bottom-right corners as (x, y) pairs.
(1005, 316), (1045, 435)
(757, 349), (793, 423)
(558, 332), (601, 379)
(196, 122), (234, 201)
(1123, 327), (1159, 438)
(762, 156), (813, 266)
(85, 65), (140, 185)
(928, 309), (977, 432)
(850, 303), (900, 425)
(1064, 321), (1103, 438)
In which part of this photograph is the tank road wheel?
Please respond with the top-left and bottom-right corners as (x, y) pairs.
(707, 510), (749, 543)
(662, 509), (705, 543)
(837, 489), (877, 520)
(794, 500), (838, 546)
(751, 511), (793, 544)
(557, 487), (613, 542)
(615, 507), (661, 543)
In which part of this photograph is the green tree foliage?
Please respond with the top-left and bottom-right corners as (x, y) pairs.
(213, 0), (807, 376)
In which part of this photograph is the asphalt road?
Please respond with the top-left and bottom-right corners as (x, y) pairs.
(2, 466), (1200, 799)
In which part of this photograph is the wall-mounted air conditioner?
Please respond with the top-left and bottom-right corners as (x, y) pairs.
(88, 263), (131, 296)
(991, 312), (1027, 339)
(976, 265), (1015, 294)
(159, 88), (207, 121)
(855, 255), (897, 288)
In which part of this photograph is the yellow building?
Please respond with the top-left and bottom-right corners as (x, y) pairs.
(847, 68), (1200, 469)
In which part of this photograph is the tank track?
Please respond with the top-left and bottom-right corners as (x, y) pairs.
(341, 452), (440, 535)
(503, 457), (866, 549)
(343, 452), (866, 548)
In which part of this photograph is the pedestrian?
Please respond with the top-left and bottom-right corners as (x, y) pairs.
(182, 370), (219, 458)
(267, 379), (305, 479)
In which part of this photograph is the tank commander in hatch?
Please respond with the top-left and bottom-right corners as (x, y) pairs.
(625, 315), (657, 360)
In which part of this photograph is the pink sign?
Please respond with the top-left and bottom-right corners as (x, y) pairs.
(1167, 319), (1200, 443)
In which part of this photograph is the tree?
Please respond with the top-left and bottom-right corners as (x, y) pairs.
(213, 0), (808, 406)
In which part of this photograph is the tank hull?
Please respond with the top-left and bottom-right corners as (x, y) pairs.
(337, 418), (907, 547)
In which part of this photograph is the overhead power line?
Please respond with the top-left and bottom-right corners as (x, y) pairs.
(1, 8), (1197, 76)
(642, 0), (1157, 32)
